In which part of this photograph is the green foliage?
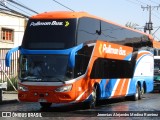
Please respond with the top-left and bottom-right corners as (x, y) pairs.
(7, 76), (18, 91)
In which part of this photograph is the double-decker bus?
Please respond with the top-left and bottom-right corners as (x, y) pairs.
(6, 11), (154, 108)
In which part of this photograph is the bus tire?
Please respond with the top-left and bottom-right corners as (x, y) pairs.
(87, 86), (97, 109)
(139, 85), (144, 100)
(40, 102), (52, 108)
(132, 84), (141, 101)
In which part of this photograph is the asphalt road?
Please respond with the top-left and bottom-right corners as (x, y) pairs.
(0, 92), (160, 119)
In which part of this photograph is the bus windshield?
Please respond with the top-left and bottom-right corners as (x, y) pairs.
(19, 55), (72, 82)
(22, 19), (77, 50)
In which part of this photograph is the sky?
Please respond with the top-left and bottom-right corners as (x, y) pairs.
(3, 0), (160, 40)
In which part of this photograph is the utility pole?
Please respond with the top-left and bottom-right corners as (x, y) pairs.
(141, 5), (160, 34)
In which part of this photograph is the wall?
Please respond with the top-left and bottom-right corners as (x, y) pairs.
(0, 11), (26, 48)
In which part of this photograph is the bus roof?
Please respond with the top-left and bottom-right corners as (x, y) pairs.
(31, 11), (153, 41)
(31, 11), (93, 19)
(153, 40), (160, 49)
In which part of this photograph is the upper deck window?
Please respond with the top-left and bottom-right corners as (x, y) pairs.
(22, 19), (77, 50)
(77, 17), (151, 48)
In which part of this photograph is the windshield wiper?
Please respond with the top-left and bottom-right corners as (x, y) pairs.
(21, 76), (42, 82)
(42, 76), (65, 84)
(55, 77), (65, 84)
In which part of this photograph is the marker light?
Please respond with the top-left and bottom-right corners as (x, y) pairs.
(55, 85), (72, 92)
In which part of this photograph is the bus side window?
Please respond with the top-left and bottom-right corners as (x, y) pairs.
(74, 46), (93, 77)
(90, 58), (107, 79)
(74, 54), (90, 77)
(90, 58), (134, 79)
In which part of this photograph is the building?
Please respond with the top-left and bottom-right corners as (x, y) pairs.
(0, 10), (26, 48)
(0, 10), (27, 84)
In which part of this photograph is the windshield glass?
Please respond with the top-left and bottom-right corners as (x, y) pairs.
(19, 54), (73, 82)
(22, 19), (77, 50)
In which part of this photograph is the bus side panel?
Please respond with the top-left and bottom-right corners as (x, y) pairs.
(97, 50), (154, 98)
(87, 40), (134, 99)
(73, 77), (101, 103)
(98, 78), (131, 99)
(127, 51), (154, 95)
(99, 79), (113, 99)
(74, 78), (92, 103)
(110, 78), (131, 98)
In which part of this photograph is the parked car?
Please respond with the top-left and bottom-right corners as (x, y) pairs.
(154, 75), (160, 92)
(153, 56), (160, 92)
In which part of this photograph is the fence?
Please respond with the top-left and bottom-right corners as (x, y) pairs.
(0, 48), (19, 83)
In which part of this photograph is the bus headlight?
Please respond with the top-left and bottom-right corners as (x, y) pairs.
(18, 84), (28, 91)
(55, 85), (72, 92)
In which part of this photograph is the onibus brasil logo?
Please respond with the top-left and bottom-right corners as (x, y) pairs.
(99, 43), (126, 56)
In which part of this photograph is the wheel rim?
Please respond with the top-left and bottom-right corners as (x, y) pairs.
(135, 86), (139, 99)
(90, 87), (97, 108)
(141, 87), (144, 95)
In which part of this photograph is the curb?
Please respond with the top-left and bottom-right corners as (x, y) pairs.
(0, 99), (19, 105)
(3, 91), (18, 94)
(0, 92), (18, 104)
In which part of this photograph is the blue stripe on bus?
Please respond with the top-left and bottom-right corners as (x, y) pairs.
(124, 53), (132, 61)
(127, 76), (153, 95)
(20, 44), (83, 55)
(20, 44), (83, 68)
(98, 77), (153, 99)
(5, 44), (83, 67)
(20, 48), (72, 54)
(69, 44), (83, 68)
(5, 46), (20, 67)
(99, 79), (117, 99)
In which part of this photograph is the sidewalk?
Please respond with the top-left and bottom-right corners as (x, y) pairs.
(0, 91), (18, 104)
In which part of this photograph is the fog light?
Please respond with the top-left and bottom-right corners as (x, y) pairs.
(34, 93), (38, 96)
(45, 93), (49, 96)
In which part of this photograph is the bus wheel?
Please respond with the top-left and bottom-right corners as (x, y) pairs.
(132, 85), (141, 101)
(139, 86), (144, 100)
(40, 102), (52, 108)
(87, 86), (97, 109)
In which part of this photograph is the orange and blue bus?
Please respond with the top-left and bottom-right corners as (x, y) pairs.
(6, 11), (154, 108)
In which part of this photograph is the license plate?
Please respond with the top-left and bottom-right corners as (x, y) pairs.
(38, 99), (47, 102)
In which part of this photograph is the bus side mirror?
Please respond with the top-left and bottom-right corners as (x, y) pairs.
(69, 44), (83, 68)
(5, 46), (20, 67)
